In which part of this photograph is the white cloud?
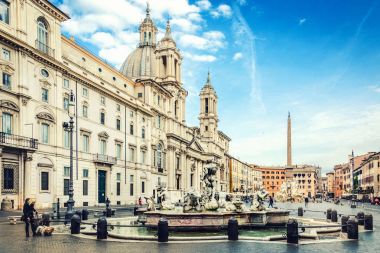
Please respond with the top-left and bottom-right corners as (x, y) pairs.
(369, 85), (380, 93)
(233, 52), (243, 60)
(196, 0), (211, 10)
(237, 0), (247, 5)
(299, 18), (306, 25)
(183, 52), (217, 62)
(211, 4), (232, 18)
(171, 18), (201, 33)
(179, 31), (225, 51)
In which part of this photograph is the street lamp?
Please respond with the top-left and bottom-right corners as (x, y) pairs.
(63, 90), (75, 221)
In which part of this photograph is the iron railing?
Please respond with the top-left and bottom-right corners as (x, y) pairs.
(35, 40), (55, 57)
(0, 132), (38, 150)
(93, 154), (117, 165)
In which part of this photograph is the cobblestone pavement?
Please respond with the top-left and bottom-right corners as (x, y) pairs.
(0, 202), (379, 253)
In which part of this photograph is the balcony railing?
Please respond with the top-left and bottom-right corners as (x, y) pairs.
(93, 154), (117, 165)
(35, 40), (55, 57)
(0, 132), (38, 150)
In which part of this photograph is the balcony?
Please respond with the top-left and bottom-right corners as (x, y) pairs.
(0, 132), (38, 150)
(35, 40), (55, 57)
(93, 154), (116, 165)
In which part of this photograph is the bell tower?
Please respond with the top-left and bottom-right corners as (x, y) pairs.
(139, 3), (157, 46)
(199, 71), (218, 138)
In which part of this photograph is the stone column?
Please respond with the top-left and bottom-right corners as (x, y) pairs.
(0, 147), (2, 200)
(23, 152), (33, 200)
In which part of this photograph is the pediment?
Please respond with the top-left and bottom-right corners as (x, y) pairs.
(190, 139), (204, 152)
(98, 131), (109, 139)
(0, 100), (19, 112)
(36, 112), (55, 123)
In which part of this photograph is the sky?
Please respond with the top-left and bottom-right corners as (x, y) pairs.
(51, 0), (380, 173)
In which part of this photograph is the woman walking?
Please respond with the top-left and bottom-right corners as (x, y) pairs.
(22, 198), (32, 237)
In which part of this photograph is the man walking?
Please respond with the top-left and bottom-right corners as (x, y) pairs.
(268, 196), (274, 208)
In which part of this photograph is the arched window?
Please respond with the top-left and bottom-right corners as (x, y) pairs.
(37, 17), (49, 53)
(142, 127), (145, 139)
(174, 100), (178, 117)
(144, 32), (147, 43)
(148, 32), (151, 43)
(157, 144), (162, 169)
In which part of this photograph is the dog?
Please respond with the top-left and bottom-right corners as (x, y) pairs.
(35, 226), (54, 236)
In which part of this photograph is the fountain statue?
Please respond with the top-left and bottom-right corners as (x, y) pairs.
(201, 160), (219, 211)
(157, 185), (175, 210)
(183, 189), (203, 212)
(250, 187), (269, 211)
(275, 180), (303, 202)
(144, 196), (156, 211)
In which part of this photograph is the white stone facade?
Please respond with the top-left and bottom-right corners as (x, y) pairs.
(0, 0), (233, 209)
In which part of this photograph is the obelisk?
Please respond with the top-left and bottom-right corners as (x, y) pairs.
(287, 112), (292, 167)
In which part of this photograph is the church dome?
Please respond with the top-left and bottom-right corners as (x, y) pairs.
(120, 46), (157, 79)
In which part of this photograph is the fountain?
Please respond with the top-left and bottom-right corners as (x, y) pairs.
(275, 180), (304, 203)
(144, 160), (290, 231)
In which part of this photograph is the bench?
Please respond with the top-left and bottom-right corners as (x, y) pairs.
(8, 216), (21, 225)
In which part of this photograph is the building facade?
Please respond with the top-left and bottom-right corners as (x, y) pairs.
(0, 0), (236, 209)
(286, 166), (320, 198)
(257, 166), (286, 197)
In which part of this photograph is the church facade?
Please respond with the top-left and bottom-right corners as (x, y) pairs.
(0, 0), (234, 209)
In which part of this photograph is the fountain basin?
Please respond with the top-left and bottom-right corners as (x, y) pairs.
(145, 210), (290, 231)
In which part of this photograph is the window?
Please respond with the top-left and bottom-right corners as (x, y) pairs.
(116, 144), (122, 159)
(129, 147), (135, 162)
(157, 95), (161, 106)
(0, 0), (9, 24)
(64, 179), (69, 195)
(63, 130), (70, 148)
(190, 173), (194, 187)
(156, 115), (161, 129)
(141, 150), (146, 164)
(82, 135), (89, 152)
(83, 180), (88, 196)
(64, 166), (70, 177)
(117, 181), (121, 196)
(63, 79), (69, 88)
(116, 104), (120, 112)
(130, 123), (134, 135)
(142, 127), (145, 139)
(2, 73), (11, 90)
(130, 175), (134, 196)
(3, 167), (14, 190)
(2, 48), (10, 61)
(142, 181), (145, 194)
(41, 69), (49, 78)
(41, 123), (49, 144)
(100, 96), (105, 105)
(174, 100), (178, 117)
(205, 98), (209, 113)
(205, 126), (208, 131)
(37, 17), (49, 53)
(176, 156), (180, 171)
(41, 172), (49, 191)
(100, 140), (106, 155)
(130, 111), (134, 117)
(1, 112), (12, 134)
(42, 88), (48, 102)
(100, 112), (105, 125)
(157, 144), (162, 169)
(138, 93), (143, 98)
(82, 87), (88, 97)
(63, 97), (69, 111)
(83, 168), (89, 178)
(116, 119), (121, 131)
(82, 105), (88, 118)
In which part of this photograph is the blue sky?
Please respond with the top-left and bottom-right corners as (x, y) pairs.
(52, 0), (380, 173)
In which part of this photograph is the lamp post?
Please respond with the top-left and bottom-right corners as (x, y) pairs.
(63, 90), (75, 221)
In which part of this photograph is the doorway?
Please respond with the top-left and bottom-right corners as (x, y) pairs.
(98, 170), (106, 203)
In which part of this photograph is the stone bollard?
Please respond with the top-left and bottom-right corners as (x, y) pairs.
(97, 217), (108, 239)
(1, 197), (12, 211)
(70, 214), (81, 234)
(357, 212), (364, 226)
(341, 216), (349, 233)
(75, 210), (82, 220)
(134, 206), (138, 216)
(347, 217), (359, 240)
(82, 209), (89, 221)
(228, 217), (239, 241)
(331, 210), (338, 222)
(326, 208), (332, 220)
(42, 212), (51, 226)
(298, 207), (303, 217)
(157, 218), (169, 242)
(364, 214), (373, 231)
(287, 219), (299, 244)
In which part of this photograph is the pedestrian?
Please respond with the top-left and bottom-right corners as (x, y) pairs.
(138, 197), (142, 206)
(304, 196), (309, 208)
(268, 196), (274, 208)
(29, 200), (38, 236)
(22, 198), (31, 237)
